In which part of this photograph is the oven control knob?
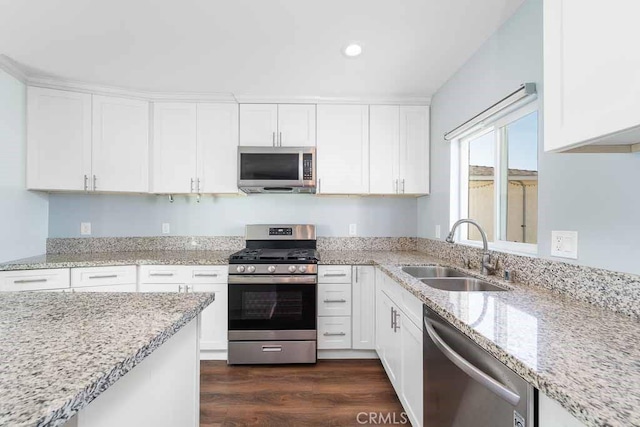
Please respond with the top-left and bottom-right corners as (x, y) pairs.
(246, 265), (256, 274)
(298, 265), (307, 273)
(288, 265), (297, 273)
(267, 265), (276, 273)
(236, 265), (246, 273)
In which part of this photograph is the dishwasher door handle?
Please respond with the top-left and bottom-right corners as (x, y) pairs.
(424, 317), (521, 406)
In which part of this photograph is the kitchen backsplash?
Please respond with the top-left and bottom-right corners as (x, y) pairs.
(418, 237), (640, 319)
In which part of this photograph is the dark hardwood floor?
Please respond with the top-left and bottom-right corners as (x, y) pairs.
(200, 359), (408, 426)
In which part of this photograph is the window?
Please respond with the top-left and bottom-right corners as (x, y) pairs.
(453, 103), (538, 254)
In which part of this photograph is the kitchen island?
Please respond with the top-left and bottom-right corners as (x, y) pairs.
(0, 292), (214, 427)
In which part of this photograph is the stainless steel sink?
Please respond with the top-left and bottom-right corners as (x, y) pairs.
(401, 266), (467, 278)
(420, 278), (508, 292)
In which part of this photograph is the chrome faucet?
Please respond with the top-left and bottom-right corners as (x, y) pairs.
(445, 219), (496, 276)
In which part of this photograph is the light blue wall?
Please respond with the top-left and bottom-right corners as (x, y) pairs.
(417, 0), (640, 275)
(48, 194), (417, 237)
(0, 69), (49, 262)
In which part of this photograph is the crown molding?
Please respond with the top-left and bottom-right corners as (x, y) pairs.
(0, 54), (28, 83)
(233, 94), (431, 106)
(1, 54), (430, 105)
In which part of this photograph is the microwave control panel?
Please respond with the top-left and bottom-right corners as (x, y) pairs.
(303, 153), (314, 181)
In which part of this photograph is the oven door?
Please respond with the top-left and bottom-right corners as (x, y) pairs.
(228, 276), (317, 341)
(237, 146), (315, 189)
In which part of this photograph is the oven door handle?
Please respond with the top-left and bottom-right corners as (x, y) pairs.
(228, 275), (317, 285)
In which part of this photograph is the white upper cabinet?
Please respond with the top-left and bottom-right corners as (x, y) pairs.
(27, 87), (92, 191)
(369, 105), (429, 195)
(92, 95), (149, 192)
(544, 0), (640, 153)
(196, 103), (239, 194)
(151, 103), (198, 193)
(239, 104), (278, 146)
(370, 105), (400, 194)
(277, 104), (316, 147)
(240, 104), (316, 147)
(316, 104), (369, 194)
(399, 106), (429, 194)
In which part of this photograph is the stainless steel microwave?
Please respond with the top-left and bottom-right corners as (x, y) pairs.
(237, 146), (316, 194)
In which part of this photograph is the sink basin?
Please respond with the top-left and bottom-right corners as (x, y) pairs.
(420, 278), (508, 292)
(401, 266), (467, 278)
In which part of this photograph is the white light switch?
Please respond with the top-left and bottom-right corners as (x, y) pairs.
(162, 223), (170, 234)
(349, 224), (357, 236)
(551, 231), (578, 259)
(80, 222), (92, 236)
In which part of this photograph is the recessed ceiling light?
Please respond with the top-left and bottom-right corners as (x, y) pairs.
(343, 43), (363, 58)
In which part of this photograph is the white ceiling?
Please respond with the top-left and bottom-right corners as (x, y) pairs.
(0, 0), (524, 98)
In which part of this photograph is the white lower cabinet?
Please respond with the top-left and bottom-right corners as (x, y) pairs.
(375, 267), (423, 427)
(0, 268), (71, 292)
(190, 283), (227, 352)
(317, 316), (352, 349)
(539, 392), (587, 427)
(352, 266), (375, 350)
(74, 284), (137, 292)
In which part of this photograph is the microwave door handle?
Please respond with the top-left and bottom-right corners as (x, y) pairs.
(424, 318), (521, 406)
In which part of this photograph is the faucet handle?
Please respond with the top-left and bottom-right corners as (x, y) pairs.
(462, 256), (471, 269)
(483, 254), (499, 275)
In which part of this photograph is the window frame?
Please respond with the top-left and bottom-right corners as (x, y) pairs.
(452, 101), (539, 256)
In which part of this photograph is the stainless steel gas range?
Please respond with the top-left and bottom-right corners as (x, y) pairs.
(227, 224), (319, 364)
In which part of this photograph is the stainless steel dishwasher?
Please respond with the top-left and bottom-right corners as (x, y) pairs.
(423, 306), (535, 427)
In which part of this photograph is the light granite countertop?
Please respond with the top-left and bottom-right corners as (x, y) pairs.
(0, 292), (215, 427)
(1, 249), (639, 426)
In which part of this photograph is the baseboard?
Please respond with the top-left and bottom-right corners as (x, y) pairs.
(318, 349), (379, 359)
(200, 350), (228, 361)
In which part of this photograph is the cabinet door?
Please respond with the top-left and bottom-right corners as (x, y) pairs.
(370, 105), (400, 194)
(73, 284), (137, 292)
(151, 103), (197, 193)
(197, 103), (239, 194)
(400, 315), (423, 427)
(239, 104), (278, 146)
(277, 104), (316, 146)
(190, 283), (227, 351)
(352, 266), (376, 350)
(539, 392), (587, 427)
(92, 95), (149, 192)
(399, 106), (429, 195)
(544, 0), (640, 151)
(317, 105), (369, 194)
(377, 291), (400, 385)
(27, 87), (92, 191)
(139, 283), (183, 292)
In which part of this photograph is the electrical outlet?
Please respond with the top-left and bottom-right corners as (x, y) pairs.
(80, 222), (92, 236)
(162, 223), (170, 234)
(551, 231), (578, 259)
(349, 224), (357, 236)
(435, 225), (441, 239)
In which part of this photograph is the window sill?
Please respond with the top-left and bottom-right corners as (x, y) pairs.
(457, 239), (538, 257)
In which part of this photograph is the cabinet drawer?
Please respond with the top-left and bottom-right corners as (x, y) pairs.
(0, 269), (70, 291)
(318, 265), (352, 283)
(317, 316), (352, 349)
(139, 265), (188, 283)
(318, 283), (352, 316)
(73, 284), (137, 292)
(71, 266), (137, 288)
(187, 266), (228, 284)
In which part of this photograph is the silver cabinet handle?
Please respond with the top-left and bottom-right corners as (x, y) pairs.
(323, 273), (347, 277)
(14, 278), (47, 284)
(279, 132), (282, 146)
(93, 175), (97, 191)
(394, 311), (401, 332)
(355, 267), (358, 283)
(190, 178), (195, 192)
(88, 274), (118, 279)
(150, 272), (174, 277)
(272, 132), (276, 146)
(424, 317), (521, 406)
(318, 178), (321, 193)
(262, 345), (282, 352)
(178, 285), (184, 292)
(323, 332), (346, 336)
(193, 273), (218, 278)
(390, 306), (395, 329)
(323, 299), (347, 303)
(185, 285), (191, 293)
(401, 179), (405, 193)
(395, 179), (399, 194)
(197, 178), (201, 192)
(84, 175), (89, 191)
